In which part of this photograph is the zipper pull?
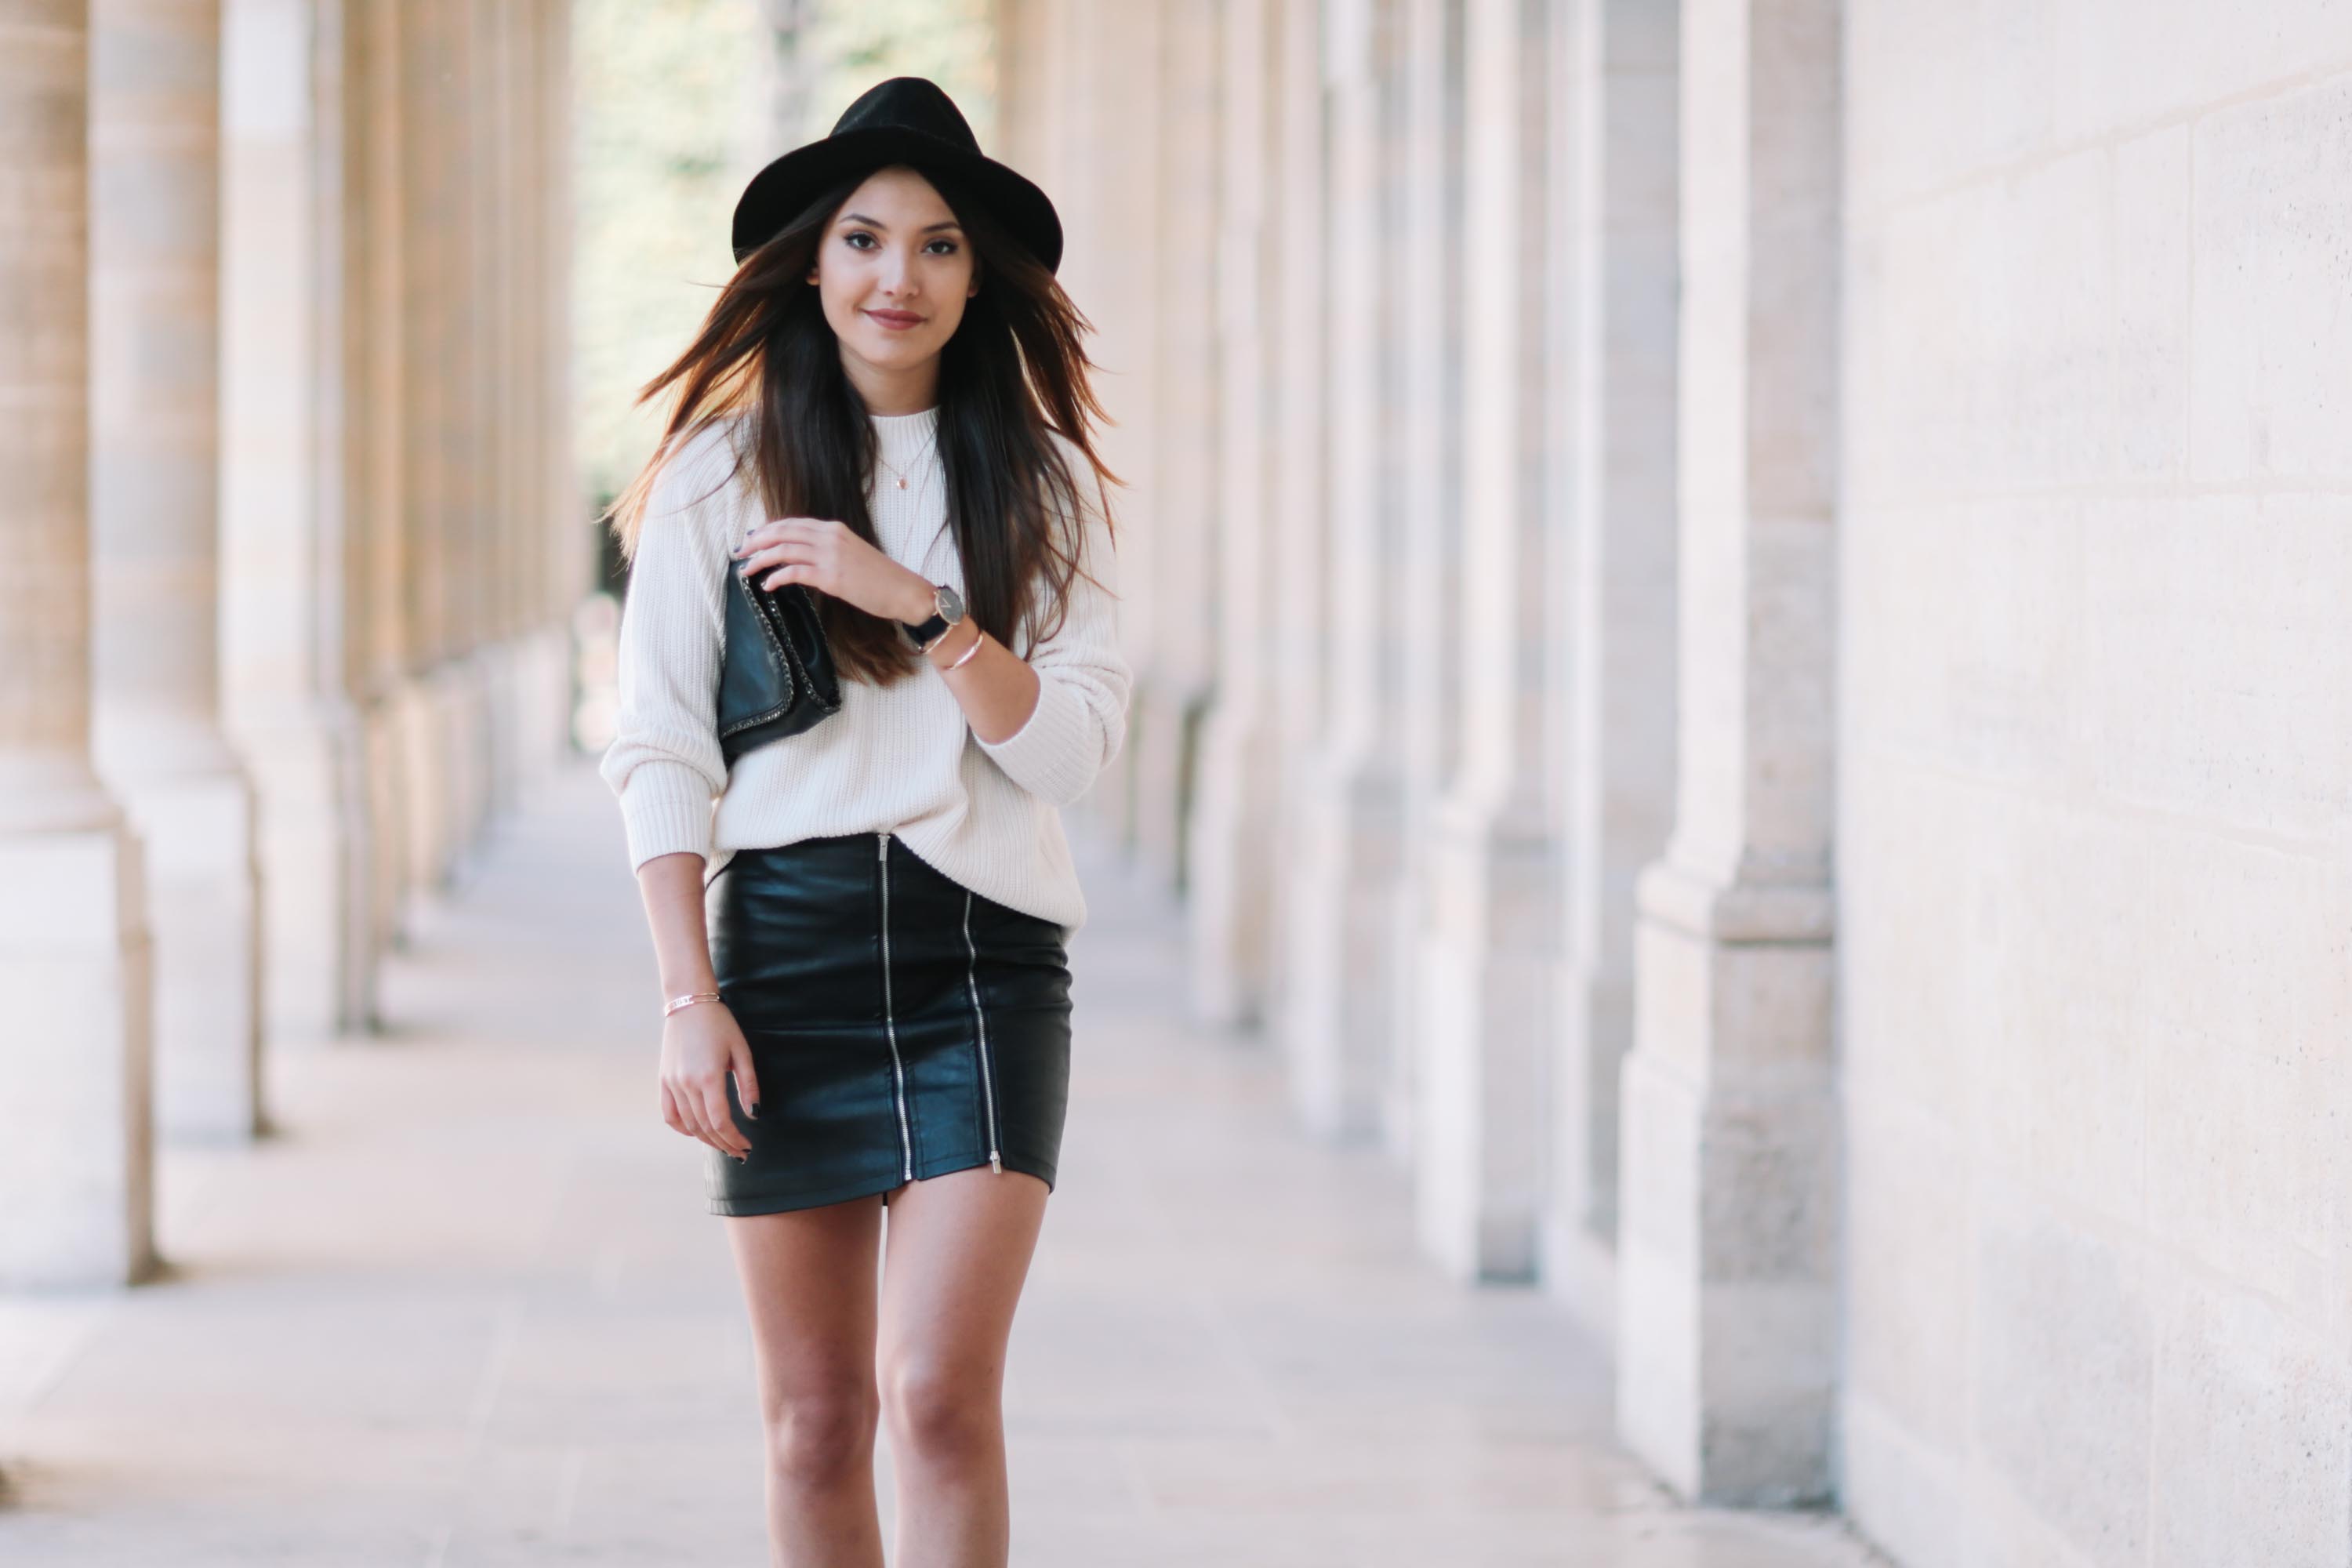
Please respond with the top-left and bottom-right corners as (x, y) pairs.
(989, 1153), (1002, 1174)
(877, 829), (888, 859)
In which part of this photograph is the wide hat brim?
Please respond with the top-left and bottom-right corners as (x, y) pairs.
(730, 77), (1064, 274)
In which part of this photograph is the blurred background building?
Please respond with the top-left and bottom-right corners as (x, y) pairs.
(5, 1), (2350, 1563)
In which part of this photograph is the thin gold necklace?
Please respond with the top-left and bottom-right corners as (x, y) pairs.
(876, 442), (937, 492)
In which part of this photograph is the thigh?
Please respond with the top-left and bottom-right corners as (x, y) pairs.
(875, 1166), (1051, 1391)
(725, 1195), (887, 1414)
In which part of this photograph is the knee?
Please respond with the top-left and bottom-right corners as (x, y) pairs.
(880, 1356), (1000, 1465)
(764, 1386), (879, 1489)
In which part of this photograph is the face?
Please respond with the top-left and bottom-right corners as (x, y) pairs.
(807, 165), (980, 405)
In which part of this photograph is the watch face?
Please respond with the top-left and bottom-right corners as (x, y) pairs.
(937, 583), (965, 622)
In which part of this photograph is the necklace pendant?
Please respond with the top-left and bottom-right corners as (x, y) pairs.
(895, 476), (906, 488)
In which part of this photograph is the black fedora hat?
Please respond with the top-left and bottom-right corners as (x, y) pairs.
(731, 75), (1064, 274)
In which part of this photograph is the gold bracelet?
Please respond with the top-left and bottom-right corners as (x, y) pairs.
(944, 623), (985, 670)
(663, 989), (720, 1018)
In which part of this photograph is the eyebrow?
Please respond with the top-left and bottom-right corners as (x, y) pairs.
(839, 212), (964, 234)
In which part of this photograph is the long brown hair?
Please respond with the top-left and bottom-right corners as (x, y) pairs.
(601, 162), (1121, 687)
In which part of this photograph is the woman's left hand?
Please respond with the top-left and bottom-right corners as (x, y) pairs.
(731, 517), (931, 622)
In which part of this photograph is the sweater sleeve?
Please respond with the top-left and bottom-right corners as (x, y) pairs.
(974, 447), (1133, 808)
(596, 423), (745, 869)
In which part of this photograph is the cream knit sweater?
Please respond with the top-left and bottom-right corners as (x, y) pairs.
(597, 405), (1130, 933)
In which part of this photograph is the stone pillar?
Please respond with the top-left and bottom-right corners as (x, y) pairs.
(441, 0), (494, 874)
(1183, 0), (1283, 1025)
(1614, 0), (1842, 1505)
(1543, 0), (1681, 1339)
(343, 0), (412, 984)
(1383, 0), (1466, 1160)
(512, 0), (575, 793)
(0, 0), (158, 1289)
(1414, 0), (1563, 1283)
(1129, 0), (1221, 893)
(538, 0), (582, 652)
(393, 0), (465, 908)
(220, 0), (374, 1042)
(1277, 0), (1395, 1139)
(990, 0), (1162, 848)
(88, 0), (264, 1142)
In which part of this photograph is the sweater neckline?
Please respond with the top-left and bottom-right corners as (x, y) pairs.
(870, 404), (938, 465)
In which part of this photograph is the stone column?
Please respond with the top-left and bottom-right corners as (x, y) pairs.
(1614, 0), (1842, 1505)
(539, 0), (582, 647)
(474, 0), (512, 817)
(88, 0), (264, 1142)
(991, 0), (1163, 848)
(1413, 0), (1563, 1283)
(1183, 0), (1283, 1025)
(441, 0), (494, 873)
(1069, 0), (1168, 852)
(343, 0), (411, 983)
(1383, 0), (1466, 1160)
(392, 0), (464, 907)
(1129, 0), (1221, 893)
(1277, 0), (1394, 1139)
(0, 0), (158, 1288)
(1542, 0), (1681, 1338)
(512, 0), (575, 793)
(220, 0), (374, 1041)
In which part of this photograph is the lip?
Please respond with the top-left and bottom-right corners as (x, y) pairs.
(865, 309), (924, 330)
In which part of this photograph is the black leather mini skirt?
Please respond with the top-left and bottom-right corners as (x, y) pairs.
(700, 830), (1073, 1216)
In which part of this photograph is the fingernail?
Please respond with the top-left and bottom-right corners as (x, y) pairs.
(746, 1103), (758, 1120)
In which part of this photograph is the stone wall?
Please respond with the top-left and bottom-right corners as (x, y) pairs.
(1837, 4), (2352, 1564)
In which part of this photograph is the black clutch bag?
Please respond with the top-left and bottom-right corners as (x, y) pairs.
(715, 563), (844, 765)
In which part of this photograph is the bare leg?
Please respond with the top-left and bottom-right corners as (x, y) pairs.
(873, 1165), (1051, 1568)
(725, 1193), (889, 1568)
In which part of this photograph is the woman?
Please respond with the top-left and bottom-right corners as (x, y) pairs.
(596, 78), (1128, 1566)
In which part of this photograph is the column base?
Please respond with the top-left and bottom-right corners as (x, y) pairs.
(1185, 704), (1280, 1027)
(358, 688), (409, 982)
(0, 819), (156, 1289)
(1277, 758), (1402, 1140)
(117, 768), (264, 1142)
(1616, 852), (1838, 1505)
(1411, 797), (1559, 1283)
(396, 659), (490, 898)
(235, 698), (372, 1043)
(470, 627), (572, 824)
(1541, 956), (1635, 1344)
(1127, 674), (1203, 894)
(1380, 850), (1428, 1163)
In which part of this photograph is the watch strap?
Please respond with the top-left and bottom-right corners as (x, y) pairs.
(902, 582), (962, 649)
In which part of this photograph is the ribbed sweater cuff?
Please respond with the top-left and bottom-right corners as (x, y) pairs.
(976, 673), (1095, 805)
(617, 759), (717, 869)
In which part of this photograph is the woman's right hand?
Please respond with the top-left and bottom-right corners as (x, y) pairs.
(659, 999), (759, 1160)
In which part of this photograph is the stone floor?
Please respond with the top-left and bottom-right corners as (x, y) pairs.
(0, 760), (1893, 1566)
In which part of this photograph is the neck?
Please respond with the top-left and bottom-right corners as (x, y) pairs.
(840, 353), (940, 417)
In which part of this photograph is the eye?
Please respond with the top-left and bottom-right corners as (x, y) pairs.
(927, 239), (960, 255)
(844, 231), (875, 249)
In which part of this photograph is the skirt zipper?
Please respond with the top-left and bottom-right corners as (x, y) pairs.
(961, 890), (1004, 1174)
(876, 831), (913, 1182)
